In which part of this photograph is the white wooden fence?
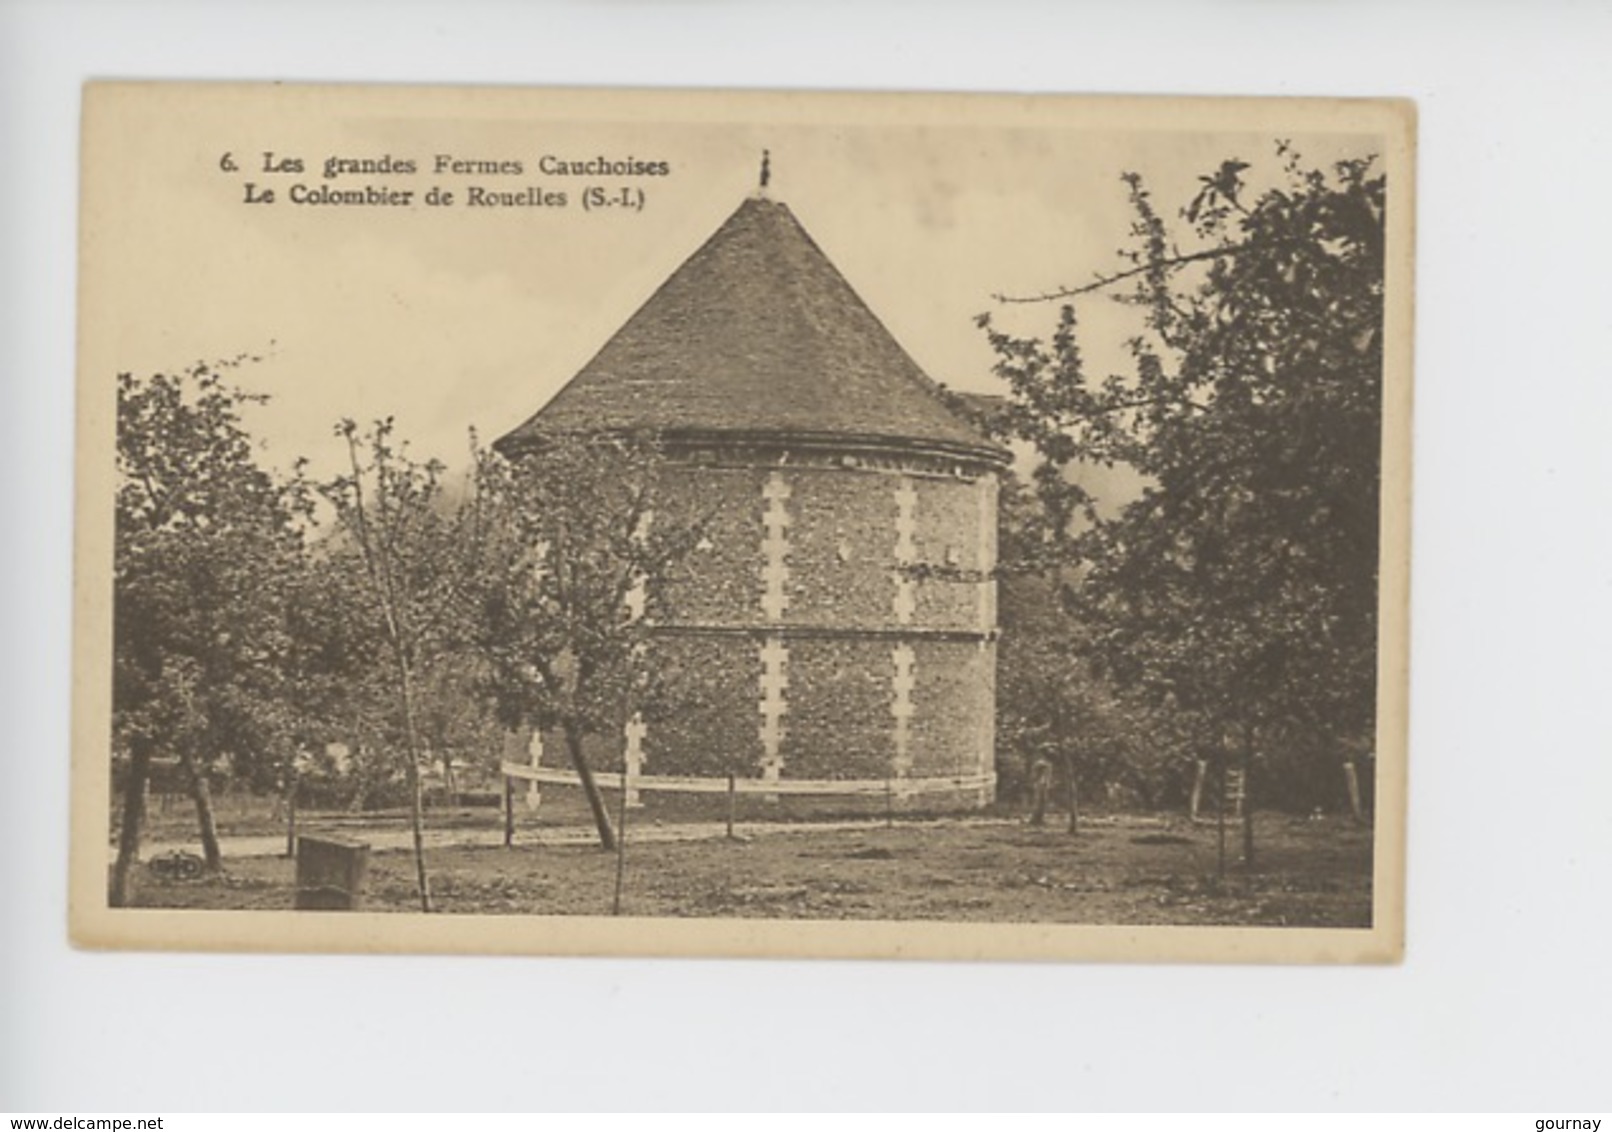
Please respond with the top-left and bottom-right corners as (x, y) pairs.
(500, 761), (994, 799)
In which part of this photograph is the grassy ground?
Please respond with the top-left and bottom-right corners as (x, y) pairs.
(128, 811), (1373, 927)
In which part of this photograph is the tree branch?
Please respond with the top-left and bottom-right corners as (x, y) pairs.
(992, 241), (1270, 305)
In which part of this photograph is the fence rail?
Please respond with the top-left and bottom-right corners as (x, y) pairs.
(500, 762), (994, 798)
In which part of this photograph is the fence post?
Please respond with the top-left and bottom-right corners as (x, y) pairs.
(503, 775), (515, 848)
(726, 772), (737, 840)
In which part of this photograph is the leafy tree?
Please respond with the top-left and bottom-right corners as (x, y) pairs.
(982, 145), (1386, 857)
(267, 535), (390, 849)
(415, 654), (505, 804)
(111, 362), (306, 904)
(997, 570), (1185, 832)
(320, 419), (497, 911)
(994, 468), (1194, 821)
(474, 434), (704, 851)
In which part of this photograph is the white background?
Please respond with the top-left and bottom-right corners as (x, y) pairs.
(3, 0), (1609, 1112)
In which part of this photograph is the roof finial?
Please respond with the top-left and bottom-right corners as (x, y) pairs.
(759, 149), (771, 195)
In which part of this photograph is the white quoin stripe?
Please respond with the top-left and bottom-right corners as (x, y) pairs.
(625, 509), (653, 622)
(623, 712), (648, 808)
(525, 729), (544, 811)
(758, 635), (789, 794)
(760, 472), (791, 621)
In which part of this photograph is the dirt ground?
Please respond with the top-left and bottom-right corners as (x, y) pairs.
(127, 812), (1373, 927)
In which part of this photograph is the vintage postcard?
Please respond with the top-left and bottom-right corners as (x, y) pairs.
(71, 82), (1412, 961)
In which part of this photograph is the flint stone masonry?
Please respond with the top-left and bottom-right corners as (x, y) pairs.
(910, 639), (995, 779)
(524, 455), (1005, 807)
(646, 634), (759, 778)
(977, 476), (999, 632)
(891, 643), (917, 780)
(913, 475), (986, 631)
(788, 469), (901, 627)
(781, 636), (900, 780)
(518, 456), (1002, 810)
(659, 465), (766, 624)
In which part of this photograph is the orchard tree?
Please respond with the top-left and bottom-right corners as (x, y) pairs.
(997, 570), (1183, 833)
(415, 653), (505, 804)
(320, 419), (497, 912)
(993, 469), (1191, 828)
(270, 536), (389, 851)
(474, 434), (704, 851)
(111, 362), (306, 904)
(982, 145), (1386, 856)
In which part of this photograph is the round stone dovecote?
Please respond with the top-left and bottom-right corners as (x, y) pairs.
(496, 194), (1009, 811)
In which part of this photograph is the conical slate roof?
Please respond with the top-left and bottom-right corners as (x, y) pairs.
(497, 196), (1008, 463)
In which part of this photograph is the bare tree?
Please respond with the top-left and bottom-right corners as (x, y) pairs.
(321, 419), (495, 911)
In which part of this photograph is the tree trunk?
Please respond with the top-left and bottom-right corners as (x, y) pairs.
(395, 660), (433, 913)
(180, 750), (223, 872)
(1065, 755), (1079, 835)
(1215, 755), (1227, 880)
(503, 776), (515, 848)
(1189, 757), (1208, 820)
(564, 720), (616, 850)
(1240, 744), (1256, 869)
(284, 770), (298, 858)
(1029, 758), (1051, 826)
(1343, 760), (1364, 824)
(611, 762), (631, 916)
(110, 740), (153, 906)
(403, 744), (431, 911)
(378, 647), (433, 910)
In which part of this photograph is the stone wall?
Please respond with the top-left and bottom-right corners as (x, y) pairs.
(909, 639), (995, 780)
(530, 447), (1001, 809)
(784, 470), (898, 628)
(912, 475), (989, 631)
(658, 465), (765, 625)
(646, 633), (761, 777)
(658, 458), (992, 635)
(778, 636), (896, 780)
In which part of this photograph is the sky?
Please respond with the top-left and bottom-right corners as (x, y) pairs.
(81, 84), (1391, 488)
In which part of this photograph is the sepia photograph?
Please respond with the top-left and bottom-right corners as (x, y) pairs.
(71, 83), (1412, 961)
